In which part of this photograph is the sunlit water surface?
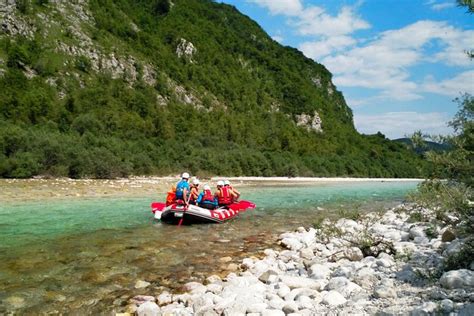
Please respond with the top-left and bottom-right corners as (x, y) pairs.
(0, 181), (419, 313)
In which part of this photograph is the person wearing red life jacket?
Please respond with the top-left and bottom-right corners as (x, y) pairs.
(165, 185), (176, 206)
(189, 178), (200, 205)
(224, 179), (240, 202)
(215, 180), (238, 207)
(197, 184), (217, 210)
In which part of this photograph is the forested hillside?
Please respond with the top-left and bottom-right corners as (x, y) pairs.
(0, 0), (429, 178)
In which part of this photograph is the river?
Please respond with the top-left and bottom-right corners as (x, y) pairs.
(0, 179), (420, 313)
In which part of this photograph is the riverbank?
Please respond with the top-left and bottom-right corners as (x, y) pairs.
(120, 203), (474, 315)
(0, 177), (422, 203)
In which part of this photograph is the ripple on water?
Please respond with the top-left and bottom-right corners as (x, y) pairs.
(0, 181), (419, 313)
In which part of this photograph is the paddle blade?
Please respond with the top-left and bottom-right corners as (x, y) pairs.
(229, 200), (256, 212)
(151, 202), (167, 213)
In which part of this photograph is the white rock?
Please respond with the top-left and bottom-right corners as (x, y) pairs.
(280, 276), (324, 290)
(326, 277), (350, 290)
(373, 284), (397, 298)
(413, 236), (430, 244)
(156, 291), (172, 305)
(443, 239), (464, 257)
(247, 302), (268, 313)
(308, 264), (331, 280)
(322, 290), (347, 306)
(439, 299), (454, 313)
(268, 298), (285, 310)
(300, 248), (314, 260)
(344, 247), (364, 261)
(409, 226), (426, 239)
(296, 295), (314, 310)
(394, 241), (417, 256)
(281, 237), (303, 251)
(206, 275), (222, 284)
(439, 269), (474, 289)
(276, 283), (291, 298)
(282, 302), (299, 314)
(207, 283), (223, 294)
(261, 310), (285, 316)
(136, 301), (160, 316)
(410, 301), (437, 316)
(134, 280), (151, 289)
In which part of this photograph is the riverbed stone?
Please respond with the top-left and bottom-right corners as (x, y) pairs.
(207, 283), (223, 294)
(322, 290), (347, 306)
(344, 247), (364, 261)
(308, 263), (331, 279)
(439, 299), (454, 313)
(409, 301), (437, 316)
(261, 310), (285, 316)
(439, 269), (474, 289)
(441, 229), (456, 242)
(300, 248), (314, 260)
(156, 291), (172, 306)
(136, 301), (160, 316)
(280, 276), (323, 290)
(134, 280), (151, 289)
(282, 301), (299, 314)
(409, 226), (426, 240)
(459, 303), (474, 316)
(259, 269), (279, 284)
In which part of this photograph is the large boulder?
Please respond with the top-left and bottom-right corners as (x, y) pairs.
(439, 269), (474, 289)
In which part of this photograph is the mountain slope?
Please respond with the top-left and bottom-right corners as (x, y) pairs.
(0, 0), (428, 178)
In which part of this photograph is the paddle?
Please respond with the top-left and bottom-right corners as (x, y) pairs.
(178, 194), (191, 227)
(228, 200), (256, 212)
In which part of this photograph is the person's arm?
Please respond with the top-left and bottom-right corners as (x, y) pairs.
(183, 188), (189, 205)
(196, 193), (203, 204)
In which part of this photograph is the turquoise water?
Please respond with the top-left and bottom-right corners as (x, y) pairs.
(0, 180), (419, 313)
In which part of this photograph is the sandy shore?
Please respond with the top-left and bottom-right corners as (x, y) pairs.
(0, 177), (422, 203)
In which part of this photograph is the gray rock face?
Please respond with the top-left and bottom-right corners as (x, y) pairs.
(176, 38), (197, 61)
(439, 269), (474, 289)
(295, 111), (323, 133)
(459, 303), (474, 316)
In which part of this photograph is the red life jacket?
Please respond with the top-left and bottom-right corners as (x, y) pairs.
(218, 187), (232, 205)
(203, 189), (214, 202)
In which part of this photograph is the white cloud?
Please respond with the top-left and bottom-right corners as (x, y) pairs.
(300, 35), (356, 60)
(354, 112), (453, 139)
(294, 6), (370, 37)
(431, 2), (455, 10)
(247, 0), (303, 16)
(320, 20), (474, 101)
(422, 70), (474, 96)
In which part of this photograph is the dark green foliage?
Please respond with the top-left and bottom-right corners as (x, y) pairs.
(0, 0), (429, 178)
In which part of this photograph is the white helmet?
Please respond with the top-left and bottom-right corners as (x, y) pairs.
(181, 172), (190, 179)
(217, 180), (224, 187)
(193, 179), (200, 185)
(204, 184), (210, 190)
(224, 180), (230, 186)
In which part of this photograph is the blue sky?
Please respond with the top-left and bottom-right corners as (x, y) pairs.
(219, 0), (473, 139)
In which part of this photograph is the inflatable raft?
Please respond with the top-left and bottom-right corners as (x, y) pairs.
(151, 200), (256, 224)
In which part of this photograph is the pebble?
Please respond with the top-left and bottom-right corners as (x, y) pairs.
(134, 280), (151, 289)
(112, 205), (473, 315)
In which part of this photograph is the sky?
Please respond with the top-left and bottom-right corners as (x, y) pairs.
(218, 0), (473, 139)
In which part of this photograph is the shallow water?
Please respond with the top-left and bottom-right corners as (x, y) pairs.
(0, 180), (419, 313)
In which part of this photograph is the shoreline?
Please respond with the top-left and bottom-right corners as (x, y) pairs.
(0, 177), (422, 203)
(119, 203), (473, 315)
